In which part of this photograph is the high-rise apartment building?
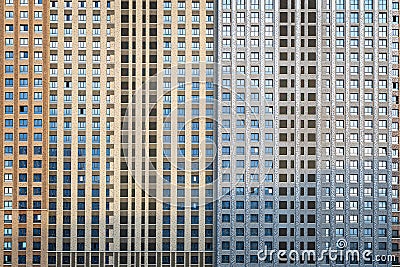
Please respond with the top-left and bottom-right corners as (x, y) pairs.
(1, 0), (400, 266)
(46, 0), (215, 266)
(217, 0), (318, 264)
(217, 0), (394, 265)
(0, 0), (49, 265)
(116, 0), (215, 265)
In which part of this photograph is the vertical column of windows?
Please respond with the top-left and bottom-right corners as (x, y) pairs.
(1, 0), (47, 265)
(392, 0), (400, 262)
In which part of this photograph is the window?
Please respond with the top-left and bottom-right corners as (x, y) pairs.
(336, 13), (344, 23)
(336, 0), (344, 9)
(379, 0), (387, 9)
(5, 51), (14, 59)
(5, 38), (13, 46)
(34, 92), (42, 100)
(34, 11), (42, 18)
(365, 0), (373, 10)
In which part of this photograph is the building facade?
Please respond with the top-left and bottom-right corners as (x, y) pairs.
(46, 0), (215, 266)
(218, 0), (394, 266)
(116, 0), (215, 265)
(0, 0), (399, 266)
(47, 0), (115, 265)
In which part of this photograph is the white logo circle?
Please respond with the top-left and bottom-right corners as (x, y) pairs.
(336, 239), (347, 249)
